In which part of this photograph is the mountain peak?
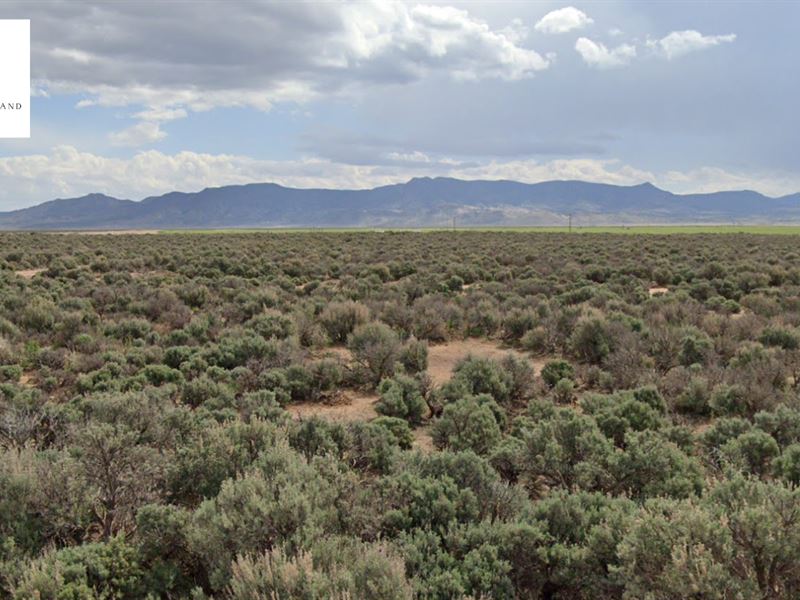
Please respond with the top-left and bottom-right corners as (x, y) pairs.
(53, 192), (120, 202)
(0, 178), (795, 229)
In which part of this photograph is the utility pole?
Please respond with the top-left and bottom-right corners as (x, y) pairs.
(568, 213), (572, 233)
(452, 216), (456, 232)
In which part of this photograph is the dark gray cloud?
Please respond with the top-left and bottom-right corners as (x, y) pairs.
(3, 1), (551, 110)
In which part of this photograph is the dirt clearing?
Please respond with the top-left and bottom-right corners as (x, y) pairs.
(318, 339), (551, 387)
(412, 426), (436, 453)
(648, 286), (669, 296)
(15, 268), (45, 279)
(427, 339), (548, 386)
(288, 390), (379, 422)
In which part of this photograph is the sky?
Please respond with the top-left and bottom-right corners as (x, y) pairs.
(0, 0), (798, 210)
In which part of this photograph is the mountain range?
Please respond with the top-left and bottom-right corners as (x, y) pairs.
(0, 177), (798, 229)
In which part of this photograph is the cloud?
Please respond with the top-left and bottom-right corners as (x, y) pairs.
(0, 146), (796, 211)
(50, 47), (93, 64)
(133, 108), (188, 122)
(658, 166), (785, 194)
(575, 37), (636, 68)
(302, 129), (606, 166)
(535, 7), (593, 34)
(1, 0), (549, 119)
(648, 30), (736, 59)
(333, 3), (551, 82)
(108, 122), (167, 147)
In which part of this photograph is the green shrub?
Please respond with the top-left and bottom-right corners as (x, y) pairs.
(11, 536), (144, 599)
(320, 301), (369, 344)
(375, 375), (427, 425)
(451, 356), (512, 405)
(721, 430), (780, 477)
(372, 416), (414, 450)
(245, 310), (295, 340)
(553, 378), (575, 404)
(398, 337), (428, 374)
(674, 377), (711, 416)
(679, 331), (712, 366)
(0, 364), (22, 383)
(569, 318), (613, 364)
(540, 359), (574, 388)
(709, 384), (748, 417)
(348, 322), (401, 386)
(431, 397), (501, 456)
(759, 326), (800, 350)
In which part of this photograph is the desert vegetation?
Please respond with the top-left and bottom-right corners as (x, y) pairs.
(2, 230), (800, 598)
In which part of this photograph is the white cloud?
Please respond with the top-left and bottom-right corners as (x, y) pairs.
(499, 18), (530, 44)
(648, 30), (736, 59)
(575, 37), (636, 68)
(133, 108), (188, 122)
(108, 122), (167, 147)
(0, 146), (796, 211)
(535, 7), (593, 34)
(658, 166), (792, 195)
(332, 3), (551, 82)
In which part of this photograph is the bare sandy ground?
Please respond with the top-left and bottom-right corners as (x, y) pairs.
(288, 390), (379, 422)
(648, 286), (669, 296)
(292, 339), (550, 434)
(319, 338), (548, 387)
(130, 270), (173, 279)
(412, 426), (436, 453)
(427, 339), (548, 385)
(15, 268), (45, 279)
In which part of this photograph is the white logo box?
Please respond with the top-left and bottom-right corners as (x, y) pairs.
(0, 19), (30, 138)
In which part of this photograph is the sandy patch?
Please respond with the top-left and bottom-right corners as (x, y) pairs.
(15, 268), (45, 279)
(689, 419), (714, 435)
(130, 270), (173, 279)
(648, 286), (669, 296)
(315, 341), (549, 374)
(314, 346), (352, 362)
(288, 390), (378, 422)
(412, 426), (436, 453)
(427, 338), (546, 386)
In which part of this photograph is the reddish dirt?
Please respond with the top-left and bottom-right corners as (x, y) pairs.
(15, 268), (45, 279)
(427, 339), (548, 386)
(288, 390), (379, 422)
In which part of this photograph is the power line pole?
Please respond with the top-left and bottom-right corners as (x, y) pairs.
(452, 216), (456, 232)
(568, 213), (572, 233)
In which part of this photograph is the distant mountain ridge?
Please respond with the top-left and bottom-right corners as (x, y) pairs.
(0, 177), (798, 229)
